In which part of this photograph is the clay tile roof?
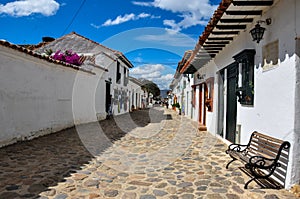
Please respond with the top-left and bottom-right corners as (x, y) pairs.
(0, 39), (94, 74)
(34, 32), (134, 68)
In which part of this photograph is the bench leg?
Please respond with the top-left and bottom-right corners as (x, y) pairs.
(226, 158), (237, 169)
(244, 177), (255, 189)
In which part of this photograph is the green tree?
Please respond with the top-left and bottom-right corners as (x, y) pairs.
(140, 79), (160, 97)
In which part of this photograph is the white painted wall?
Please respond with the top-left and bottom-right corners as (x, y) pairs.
(0, 45), (99, 147)
(196, 0), (299, 188)
(95, 53), (131, 116)
(128, 78), (144, 110)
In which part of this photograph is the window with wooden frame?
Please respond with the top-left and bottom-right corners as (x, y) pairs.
(233, 49), (255, 105)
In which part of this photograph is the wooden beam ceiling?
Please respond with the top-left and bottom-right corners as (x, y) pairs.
(180, 0), (274, 74)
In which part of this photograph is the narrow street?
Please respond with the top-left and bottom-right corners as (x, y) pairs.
(0, 107), (297, 199)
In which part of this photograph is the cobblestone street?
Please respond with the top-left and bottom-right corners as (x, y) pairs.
(0, 107), (297, 199)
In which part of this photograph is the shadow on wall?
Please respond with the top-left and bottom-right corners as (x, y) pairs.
(0, 108), (171, 198)
(257, 36), (300, 71)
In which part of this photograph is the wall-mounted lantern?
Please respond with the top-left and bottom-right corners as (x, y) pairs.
(250, 18), (271, 43)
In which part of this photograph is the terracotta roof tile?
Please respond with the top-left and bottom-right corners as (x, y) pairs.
(0, 40), (95, 74)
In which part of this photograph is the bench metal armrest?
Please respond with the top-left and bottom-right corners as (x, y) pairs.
(246, 155), (278, 169)
(226, 144), (248, 154)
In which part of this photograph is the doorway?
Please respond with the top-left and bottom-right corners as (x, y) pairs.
(226, 63), (237, 143)
(217, 70), (225, 137)
(198, 84), (207, 126)
(105, 82), (111, 114)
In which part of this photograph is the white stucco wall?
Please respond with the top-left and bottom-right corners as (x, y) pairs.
(94, 67), (107, 120)
(96, 54), (131, 116)
(183, 76), (194, 119)
(128, 79), (144, 110)
(295, 41), (300, 186)
(0, 45), (101, 147)
(200, 0), (299, 188)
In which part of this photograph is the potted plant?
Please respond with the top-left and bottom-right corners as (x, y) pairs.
(172, 103), (176, 110)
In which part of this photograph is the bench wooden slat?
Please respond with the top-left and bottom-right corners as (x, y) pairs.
(225, 131), (291, 189)
(251, 137), (282, 149)
(272, 172), (286, 184)
(253, 131), (284, 143)
(275, 167), (288, 177)
(250, 142), (280, 155)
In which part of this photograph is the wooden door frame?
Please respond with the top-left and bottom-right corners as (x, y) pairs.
(198, 83), (207, 125)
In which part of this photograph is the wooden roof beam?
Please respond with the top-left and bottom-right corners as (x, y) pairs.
(225, 10), (262, 15)
(220, 18), (253, 23)
(216, 25), (247, 29)
(207, 37), (233, 41)
(202, 44), (226, 48)
(202, 47), (223, 51)
(232, 1), (273, 6)
(211, 31), (240, 35)
(205, 41), (230, 44)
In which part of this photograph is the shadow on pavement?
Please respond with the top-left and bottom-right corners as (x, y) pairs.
(0, 107), (171, 198)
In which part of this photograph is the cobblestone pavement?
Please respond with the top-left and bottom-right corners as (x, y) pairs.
(0, 106), (298, 199)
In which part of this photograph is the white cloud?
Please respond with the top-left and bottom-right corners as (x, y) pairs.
(90, 23), (100, 29)
(131, 64), (165, 75)
(163, 20), (180, 32)
(132, 1), (153, 7)
(132, 0), (217, 32)
(102, 12), (160, 27)
(0, 0), (60, 17)
(135, 30), (196, 47)
(133, 57), (143, 63)
(130, 64), (175, 90)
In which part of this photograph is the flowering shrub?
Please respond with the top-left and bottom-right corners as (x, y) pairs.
(51, 50), (82, 66)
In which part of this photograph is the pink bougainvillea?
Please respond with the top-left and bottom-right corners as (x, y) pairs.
(51, 50), (82, 66)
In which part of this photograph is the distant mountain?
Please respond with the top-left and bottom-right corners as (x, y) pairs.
(160, 90), (170, 99)
(138, 78), (153, 85)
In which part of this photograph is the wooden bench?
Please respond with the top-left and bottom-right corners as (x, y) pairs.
(225, 131), (290, 189)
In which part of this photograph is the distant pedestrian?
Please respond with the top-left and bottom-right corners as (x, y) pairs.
(166, 102), (169, 109)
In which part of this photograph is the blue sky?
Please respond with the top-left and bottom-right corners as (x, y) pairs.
(0, 0), (220, 89)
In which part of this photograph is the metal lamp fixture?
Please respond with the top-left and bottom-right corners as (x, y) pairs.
(250, 18), (271, 43)
(250, 23), (266, 43)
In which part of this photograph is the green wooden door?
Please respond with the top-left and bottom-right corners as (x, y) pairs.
(226, 63), (237, 143)
(217, 70), (225, 137)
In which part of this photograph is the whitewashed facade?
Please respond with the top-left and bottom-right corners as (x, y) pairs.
(172, 0), (300, 189)
(35, 32), (134, 118)
(128, 76), (148, 110)
(0, 32), (137, 147)
(0, 41), (95, 147)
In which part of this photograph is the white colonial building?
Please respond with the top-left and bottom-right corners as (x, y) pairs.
(0, 32), (137, 147)
(171, 0), (300, 189)
(128, 76), (149, 110)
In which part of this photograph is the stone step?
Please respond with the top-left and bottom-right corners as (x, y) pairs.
(198, 124), (207, 131)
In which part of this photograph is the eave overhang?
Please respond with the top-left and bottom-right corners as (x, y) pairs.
(180, 0), (273, 74)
